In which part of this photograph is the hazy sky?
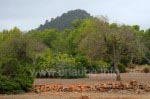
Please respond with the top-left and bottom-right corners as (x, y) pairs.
(0, 0), (150, 31)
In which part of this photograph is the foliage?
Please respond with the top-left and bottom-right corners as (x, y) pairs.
(118, 63), (126, 73)
(87, 60), (110, 73)
(0, 61), (34, 94)
(0, 28), (45, 94)
(35, 48), (54, 70)
(0, 28), (46, 65)
(120, 56), (131, 66)
(141, 29), (150, 64)
(36, 53), (87, 78)
(78, 17), (136, 80)
(75, 55), (89, 68)
(28, 29), (59, 48)
(52, 29), (71, 54)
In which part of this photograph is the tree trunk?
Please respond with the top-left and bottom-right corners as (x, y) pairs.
(115, 66), (121, 81)
(112, 37), (121, 81)
(130, 55), (134, 64)
(114, 60), (121, 81)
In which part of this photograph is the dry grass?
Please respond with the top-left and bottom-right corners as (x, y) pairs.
(34, 73), (150, 85)
(0, 92), (150, 99)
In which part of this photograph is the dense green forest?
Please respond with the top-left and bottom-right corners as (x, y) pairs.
(37, 9), (92, 31)
(0, 9), (150, 94)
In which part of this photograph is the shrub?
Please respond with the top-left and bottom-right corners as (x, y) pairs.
(35, 53), (87, 78)
(0, 61), (34, 94)
(0, 29), (44, 94)
(0, 76), (22, 94)
(143, 66), (150, 73)
(118, 63), (126, 73)
(120, 56), (130, 66)
(57, 64), (87, 78)
(89, 63), (100, 73)
(75, 55), (89, 68)
(35, 48), (54, 71)
(88, 60), (110, 73)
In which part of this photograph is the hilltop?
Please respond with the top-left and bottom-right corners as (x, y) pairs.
(37, 9), (92, 31)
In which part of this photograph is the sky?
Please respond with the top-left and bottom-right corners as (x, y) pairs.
(0, 0), (150, 31)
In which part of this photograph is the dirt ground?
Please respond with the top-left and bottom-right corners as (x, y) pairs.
(0, 73), (150, 99)
(34, 73), (150, 85)
(1, 92), (150, 99)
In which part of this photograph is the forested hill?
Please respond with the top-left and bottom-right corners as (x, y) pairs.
(37, 9), (92, 31)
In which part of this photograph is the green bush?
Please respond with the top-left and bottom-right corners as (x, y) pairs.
(0, 61), (34, 94)
(75, 55), (89, 68)
(35, 48), (54, 71)
(35, 53), (87, 78)
(120, 56), (130, 66)
(0, 76), (22, 94)
(88, 62), (101, 73)
(87, 60), (110, 73)
(118, 63), (126, 73)
(36, 65), (87, 79)
(57, 64), (87, 78)
(0, 28), (43, 94)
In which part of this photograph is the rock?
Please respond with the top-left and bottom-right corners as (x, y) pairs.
(35, 88), (41, 94)
(33, 81), (150, 94)
(130, 80), (137, 86)
(145, 85), (150, 92)
(130, 80), (138, 89)
(138, 82), (146, 89)
(107, 83), (113, 89)
(125, 83), (132, 89)
(62, 87), (70, 92)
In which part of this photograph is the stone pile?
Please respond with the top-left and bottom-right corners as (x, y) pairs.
(33, 81), (150, 93)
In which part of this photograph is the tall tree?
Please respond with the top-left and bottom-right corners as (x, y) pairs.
(79, 18), (136, 81)
(0, 27), (46, 67)
(141, 29), (150, 64)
